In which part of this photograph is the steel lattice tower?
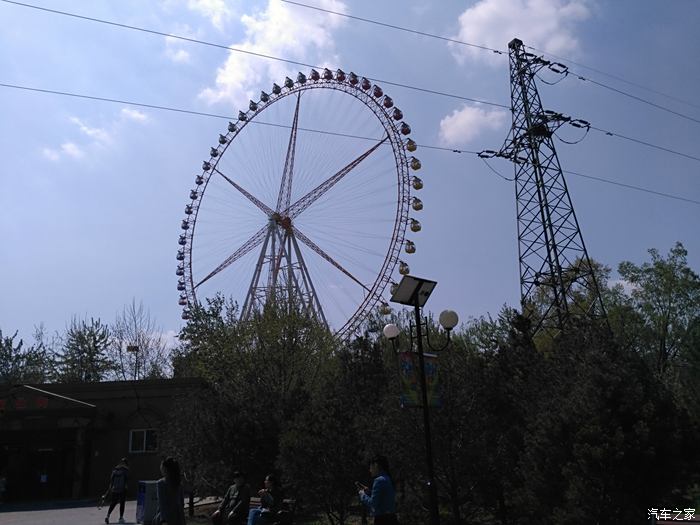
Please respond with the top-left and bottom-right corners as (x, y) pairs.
(501, 38), (607, 336)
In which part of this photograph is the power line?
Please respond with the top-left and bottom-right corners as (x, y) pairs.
(566, 69), (700, 127)
(589, 125), (700, 163)
(281, 0), (506, 55)
(0, 0), (508, 109)
(525, 45), (700, 112)
(562, 169), (700, 206)
(1, 82), (697, 207)
(282, 1), (700, 127)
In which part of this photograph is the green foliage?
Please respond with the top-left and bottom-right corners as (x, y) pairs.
(165, 295), (336, 497)
(0, 328), (52, 384)
(618, 242), (700, 374)
(54, 316), (113, 382)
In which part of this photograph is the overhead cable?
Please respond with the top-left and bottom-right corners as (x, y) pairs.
(1, 81), (696, 207)
(281, 0), (506, 55)
(525, 44), (700, 112)
(0, 0), (508, 109)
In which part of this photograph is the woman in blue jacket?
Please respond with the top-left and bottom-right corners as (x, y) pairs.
(358, 455), (398, 525)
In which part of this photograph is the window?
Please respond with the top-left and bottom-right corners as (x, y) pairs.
(129, 429), (157, 453)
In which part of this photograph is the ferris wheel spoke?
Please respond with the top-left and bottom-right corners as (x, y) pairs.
(214, 168), (274, 217)
(285, 135), (389, 220)
(293, 226), (371, 294)
(276, 92), (302, 213)
(195, 225), (268, 289)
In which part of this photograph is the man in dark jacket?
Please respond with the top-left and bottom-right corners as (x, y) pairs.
(211, 472), (251, 525)
(105, 457), (129, 524)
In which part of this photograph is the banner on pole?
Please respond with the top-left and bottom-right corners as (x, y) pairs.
(398, 351), (441, 408)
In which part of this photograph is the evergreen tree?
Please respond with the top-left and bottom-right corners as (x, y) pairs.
(54, 317), (113, 382)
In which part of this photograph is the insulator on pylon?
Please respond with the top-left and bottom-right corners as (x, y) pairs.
(410, 219), (422, 232)
(412, 176), (423, 190)
(410, 157), (421, 170)
(404, 240), (416, 254)
(406, 139), (417, 152)
(411, 197), (423, 211)
(399, 261), (410, 275)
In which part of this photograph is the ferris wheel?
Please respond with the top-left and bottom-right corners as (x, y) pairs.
(176, 68), (424, 339)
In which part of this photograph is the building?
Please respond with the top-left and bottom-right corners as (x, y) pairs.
(0, 378), (203, 501)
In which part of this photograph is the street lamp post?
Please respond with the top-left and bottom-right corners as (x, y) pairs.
(383, 275), (459, 525)
(126, 345), (139, 380)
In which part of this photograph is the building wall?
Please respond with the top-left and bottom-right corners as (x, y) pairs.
(0, 378), (203, 501)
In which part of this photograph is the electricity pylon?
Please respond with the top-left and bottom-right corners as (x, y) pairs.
(497, 38), (607, 337)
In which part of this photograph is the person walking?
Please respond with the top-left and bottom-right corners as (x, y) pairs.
(105, 457), (129, 524)
(211, 471), (251, 525)
(155, 457), (186, 525)
(358, 455), (398, 525)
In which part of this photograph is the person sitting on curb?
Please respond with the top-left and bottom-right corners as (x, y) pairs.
(212, 471), (251, 525)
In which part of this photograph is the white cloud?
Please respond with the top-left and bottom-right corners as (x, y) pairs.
(121, 108), (149, 123)
(187, 0), (232, 30)
(164, 30), (195, 63)
(199, 0), (347, 109)
(449, 0), (592, 65)
(42, 142), (85, 162)
(167, 47), (191, 63)
(42, 148), (61, 162)
(61, 142), (85, 159)
(439, 104), (508, 146)
(70, 116), (111, 143)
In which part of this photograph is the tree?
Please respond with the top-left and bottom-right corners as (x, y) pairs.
(0, 328), (52, 384)
(54, 317), (113, 382)
(165, 295), (335, 498)
(109, 299), (171, 380)
(618, 242), (700, 375)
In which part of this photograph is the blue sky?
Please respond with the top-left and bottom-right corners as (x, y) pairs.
(1, 0), (699, 343)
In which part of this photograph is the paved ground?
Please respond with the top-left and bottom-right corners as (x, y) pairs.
(0, 499), (138, 525)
